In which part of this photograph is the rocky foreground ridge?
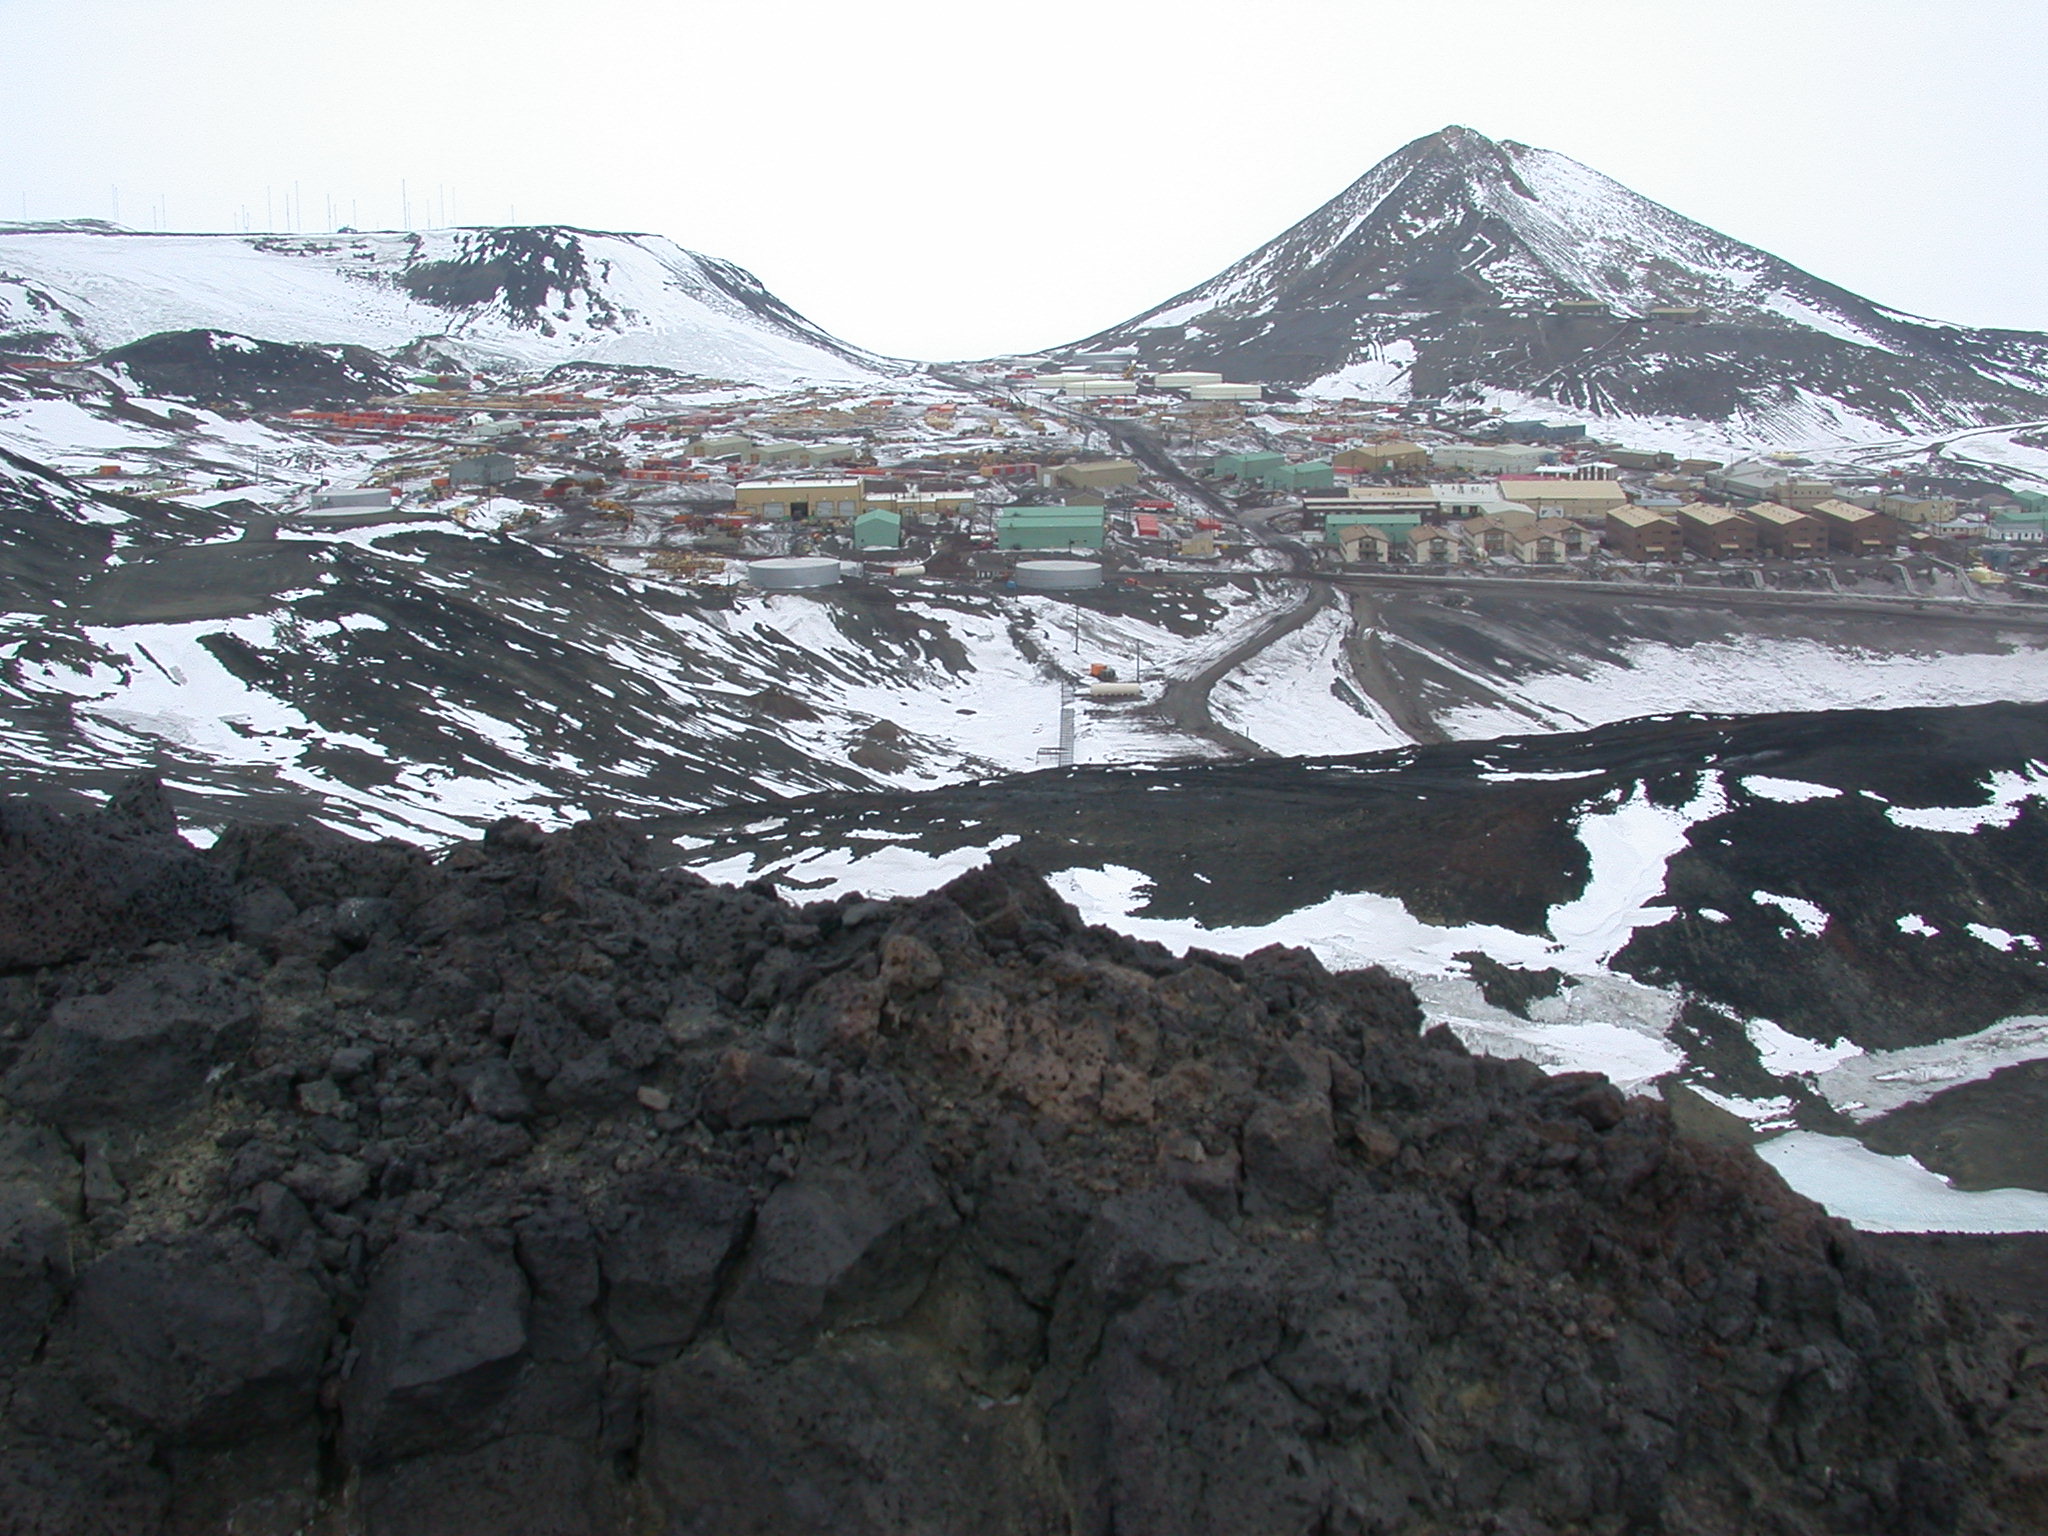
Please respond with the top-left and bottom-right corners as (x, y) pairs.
(0, 783), (2043, 1534)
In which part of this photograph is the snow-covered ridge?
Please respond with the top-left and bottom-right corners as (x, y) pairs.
(0, 225), (893, 385)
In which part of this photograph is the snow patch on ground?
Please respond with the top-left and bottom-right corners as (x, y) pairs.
(1743, 775), (1841, 804)
(1883, 762), (2048, 832)
(688, 835), (1022, 899)
(1812, 1014), (2048, 1122)
(1754, 891), (1829, 937)
(1757, 1132), (2048, 1233)
(1438, 637), (2048, 740)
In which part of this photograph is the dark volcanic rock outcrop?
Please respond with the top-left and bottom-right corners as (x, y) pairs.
(97, 328), (401, 412)
(0, 783), (2041, 1534)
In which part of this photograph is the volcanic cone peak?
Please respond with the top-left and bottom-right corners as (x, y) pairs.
(1071, 126), (2048, 439)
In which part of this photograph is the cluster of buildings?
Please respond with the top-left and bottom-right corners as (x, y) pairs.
(252, 354), (2048, 593)
(1198, 425), (1992, 566)
(1295, 477), (1905, 566)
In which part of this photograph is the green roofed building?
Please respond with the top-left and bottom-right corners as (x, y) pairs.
(997, 505), (1106, 550)
(1273, 460), (1335, 493)
(852, 509), (902, 550)
(1990, 510), (2048, 543)
(1233, 452), (1285, 484)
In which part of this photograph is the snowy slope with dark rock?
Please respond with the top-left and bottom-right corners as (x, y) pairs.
(0, 223), (891, 383)
(11, 448), (2048, 849)
(0, 790), (2042, 1534)
(1069, 126), (2048, 448)
(669, 701), (2048, 1228)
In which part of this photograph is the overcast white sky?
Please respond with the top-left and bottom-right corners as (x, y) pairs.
(2, 0), (2042, 360)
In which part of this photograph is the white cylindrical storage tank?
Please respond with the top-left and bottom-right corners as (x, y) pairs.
(1086, 681), (1144, 700)
(747, 556), (841, 590)
(1154, 371), (1224, 388)
(886, 563), (926, 579)
(1187, 382), (1263, 400)
(1014, 560), (1104, 592)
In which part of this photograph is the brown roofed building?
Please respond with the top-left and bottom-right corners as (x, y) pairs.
(1464, 510), (1535, 559)
(1745, 501), (1823, 558)
(1334, 521), (1398, 563)
(1406, 523), (1474, 564)
(1678, 504), (1759, 559)
(1509, 517), (1582, 563)
(1604, 506), (1680, 560)
(1335, 440), (1428, 474)
(1809, 498), (1899, 555)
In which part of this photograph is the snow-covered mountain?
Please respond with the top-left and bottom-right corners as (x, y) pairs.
(0, 223), (891, 384)
(1068, 126), (2048, 444)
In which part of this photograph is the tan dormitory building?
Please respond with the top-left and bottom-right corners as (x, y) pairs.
(1744, 502), (1823, 558)
(1604, 506), (1681, 560)
(1677, 504), (1760, 559)
(1336, 522), (1398, 563)
(1407, 523), (1474, 564)
(1809, 499), (1900, 554)
(1510, 518), (1584, 563)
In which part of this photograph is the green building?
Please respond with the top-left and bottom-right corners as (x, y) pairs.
(1325, 511), (1423, 546)
(1232, 452), (1285, 484)
(997, 506), (1106, 550)
(1273, 460), (1335, 493)
(2014, 489), (2048, 517)
(852, 509), (902, 550)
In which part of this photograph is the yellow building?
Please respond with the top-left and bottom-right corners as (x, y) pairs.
(863, 489), (976, 517)
(1876, 493), (1959, 525)
(1494, 478), (1630, 520)
(734, 479), (866, 521)
(1049, 459), (1141, 491)
(1334, 441), (1428, 473)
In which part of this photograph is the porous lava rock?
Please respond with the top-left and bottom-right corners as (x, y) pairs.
(0, 783), (2040, 1534)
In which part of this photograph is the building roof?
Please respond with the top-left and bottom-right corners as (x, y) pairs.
(1346, 485), (1438, 504)
(1607, 506), (1679, 529)
(1326, 510), (1425, 527)
(1808, 498), (1878, 523)
(1677, 505), (1747, 527)
(1495, 479), (1628, 501)
(1744, 502), (1813, 527)
(736, 479), (865, 494)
